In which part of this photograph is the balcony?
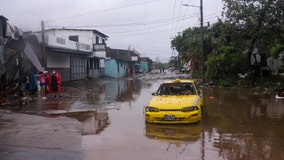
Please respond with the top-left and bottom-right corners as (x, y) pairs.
(46, 35), (92, 53)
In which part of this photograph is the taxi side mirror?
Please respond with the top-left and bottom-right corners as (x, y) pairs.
(151, 92), (157, 96)
(198, 90), (202, 95)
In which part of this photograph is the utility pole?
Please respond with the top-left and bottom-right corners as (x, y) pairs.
(183, 0), (204, 82)
(200, 0), (204, 83)
(41, 20), (46, 70)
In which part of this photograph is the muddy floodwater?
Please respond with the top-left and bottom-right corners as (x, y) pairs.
(6, 75), (284, 160)
(52, 77), (283, 160)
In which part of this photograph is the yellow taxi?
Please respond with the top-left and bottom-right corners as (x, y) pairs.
(144, 79), (203, 124)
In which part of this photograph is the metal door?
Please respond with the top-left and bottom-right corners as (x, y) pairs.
(70, 56), (86, 81)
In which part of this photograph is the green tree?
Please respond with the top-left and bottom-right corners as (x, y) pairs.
(223, 0), (284, 67)
(270, 24), (284, 58)
(205, 46), (246, 81)
(205, 20), (247, 81)
(172, 0), (284, 83)
(171, 27), (213, 78)
(206, 0), (284, 81)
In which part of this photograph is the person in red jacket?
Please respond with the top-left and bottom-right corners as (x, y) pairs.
(49, 70), (62, 98)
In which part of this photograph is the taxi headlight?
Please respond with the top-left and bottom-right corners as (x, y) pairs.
(145, 106), (159, 112)
(181, 106), (198, 112)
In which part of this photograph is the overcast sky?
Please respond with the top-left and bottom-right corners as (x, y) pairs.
(1, 0), (223, 62)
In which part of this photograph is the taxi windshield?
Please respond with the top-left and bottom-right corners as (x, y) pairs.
(156, 83), (196, 95)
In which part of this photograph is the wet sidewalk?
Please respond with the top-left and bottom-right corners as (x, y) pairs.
(0, 78), (102, 160)
(0, 110), (83, 160)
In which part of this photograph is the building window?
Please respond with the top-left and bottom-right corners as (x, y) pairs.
(96, 58), (99, 69)
(117, 62), (119, 73)
(56, 37), (65, 44)
(69, 35), (79, 42)
(90, 59), (93, 69)
(96, 36), (99, 44)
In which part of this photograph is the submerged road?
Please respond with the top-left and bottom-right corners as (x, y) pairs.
(1, 71), (284, 160)
(0, 71), (187, 160)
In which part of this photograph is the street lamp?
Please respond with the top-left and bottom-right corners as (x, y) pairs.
(183, 0), (204, 82)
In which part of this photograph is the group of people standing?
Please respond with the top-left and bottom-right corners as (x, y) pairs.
(37, 70), (62, 100)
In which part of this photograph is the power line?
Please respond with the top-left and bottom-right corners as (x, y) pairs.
(47, 13), (198, 36)
(170, 0), (177, 37)
(178, 0), (190, 32)
(48, 13), (197, 29)
(173, 0), (185, 34)
(109, 11), (222, 36)
(46, 0), (162, 23)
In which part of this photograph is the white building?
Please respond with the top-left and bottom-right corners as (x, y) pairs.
(34, 28), (108, 81)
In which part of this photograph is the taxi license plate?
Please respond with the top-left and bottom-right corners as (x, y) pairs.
(164, 114), (175, 120)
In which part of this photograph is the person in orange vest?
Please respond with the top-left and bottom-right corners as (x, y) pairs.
(48, 70), (62, 98)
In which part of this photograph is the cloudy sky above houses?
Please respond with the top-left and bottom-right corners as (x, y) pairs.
(1, 0), (224, 62)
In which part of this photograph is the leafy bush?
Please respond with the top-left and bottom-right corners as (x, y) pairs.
(205, 46), (247, 81)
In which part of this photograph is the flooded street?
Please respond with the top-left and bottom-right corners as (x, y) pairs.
(202, 87), (284, 160)
(2, 0), (284, 159)
(1, 73), (284, 160)
(61, 75), (284, 160)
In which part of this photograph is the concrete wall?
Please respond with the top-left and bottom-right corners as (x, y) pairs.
(46, 52), (70, 82)
(48, 30), (93, 46)
(47, 52), (70, 68)
(139, 63), (149, 72)
(105, 59), (126, 78)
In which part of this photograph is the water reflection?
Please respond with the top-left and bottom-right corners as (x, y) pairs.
(66, 109), (110, 135)
(143, 123), (202, 156)
(203, 87), (284, 160)
(8, 78), (142, 113)
(102, 78), (141, 102)
(251, 96), (284, 119)
(144, 123), (201, 144)
(41, 78), (142, 134)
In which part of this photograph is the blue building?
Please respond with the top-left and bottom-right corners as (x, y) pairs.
(139, 57), (153, 73)
(105, 47), (140, 78)
(105, 59), (127, 78)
